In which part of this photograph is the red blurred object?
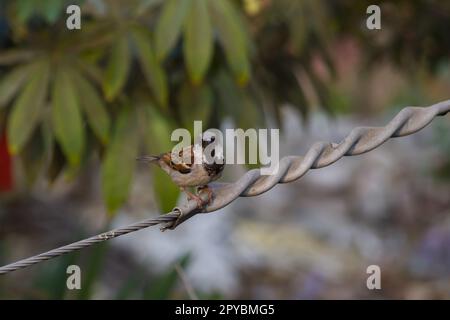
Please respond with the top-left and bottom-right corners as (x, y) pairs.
(0, 131), (13, 192)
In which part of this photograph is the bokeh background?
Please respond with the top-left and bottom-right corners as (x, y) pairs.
(0, 0), (449, 299)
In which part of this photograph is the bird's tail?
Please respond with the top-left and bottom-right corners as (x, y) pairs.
(136, 155), (160, 163)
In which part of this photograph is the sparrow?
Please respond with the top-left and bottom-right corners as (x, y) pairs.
(137, 136), (225, 207)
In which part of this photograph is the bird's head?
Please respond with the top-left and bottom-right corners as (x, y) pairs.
(201, 132), (224, 165)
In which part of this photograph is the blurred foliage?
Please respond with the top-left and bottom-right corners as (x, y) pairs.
(142, 253), (190, 299)
(432, 121), (450, 181)
(332, 0), (450, 73)
(0, 0), (449, 212)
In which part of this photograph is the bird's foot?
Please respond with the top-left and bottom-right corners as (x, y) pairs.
(197, 185), (214, 205)
(189, 193), (205, 208)
(182, 188), (207, 208)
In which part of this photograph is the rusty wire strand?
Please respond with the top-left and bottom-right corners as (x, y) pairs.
(1, 100), (449, 275)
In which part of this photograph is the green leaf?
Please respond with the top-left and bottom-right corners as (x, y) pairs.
(76, 58), (104, 85)
(20, 115), (53, 186)
(0, 62), (37, 108)
(237, 91), (263, 130)
(178, 83), (212, 130)
(40, 0), (64, 24)
(101, 106), (139, 214)
(51, 66), (85, 167)
(16, 0), (35, 23)
(102, 35), (131, 101)
(212, 69), (242, 118)
(288, 7), (307, 55)
(131, 27), (168, 108)
(154, 0), (190, 61)
(139, 103), (180, 212)
(7, 60), (50, 155)
(46, 143), (66, 183)
(77, 242), (108, 299)
(72, 70), (111, 144)
(209, 0), (251, 85)
(139, 100), (175, 152)
(135, 0), (165, 16)
(184, 0), (213, 84)
(152, 168), (181, 213)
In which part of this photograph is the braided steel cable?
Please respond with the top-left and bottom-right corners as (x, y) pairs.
(0, 100), (449, 275)
(0, 212), (180, 274)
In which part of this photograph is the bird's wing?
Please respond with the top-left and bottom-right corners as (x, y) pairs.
(160, 146), (195, 174)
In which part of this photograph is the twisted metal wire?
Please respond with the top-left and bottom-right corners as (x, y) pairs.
(1, 100), (449, 275)
(200, 100), (450, 214)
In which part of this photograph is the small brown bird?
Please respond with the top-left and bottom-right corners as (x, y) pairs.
(137, 136), (225, 207)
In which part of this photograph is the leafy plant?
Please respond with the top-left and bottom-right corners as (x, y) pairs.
(0, 0), (397, 212)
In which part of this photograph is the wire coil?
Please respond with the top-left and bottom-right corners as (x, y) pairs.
(1, 100), (449, 275)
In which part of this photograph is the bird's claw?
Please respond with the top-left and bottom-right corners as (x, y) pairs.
(197, 185), (214, 205)
(187, 193), (206, 208)
(182, 186), (214, 209)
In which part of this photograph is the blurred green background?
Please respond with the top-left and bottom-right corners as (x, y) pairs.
(0, 0), (449, 299)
